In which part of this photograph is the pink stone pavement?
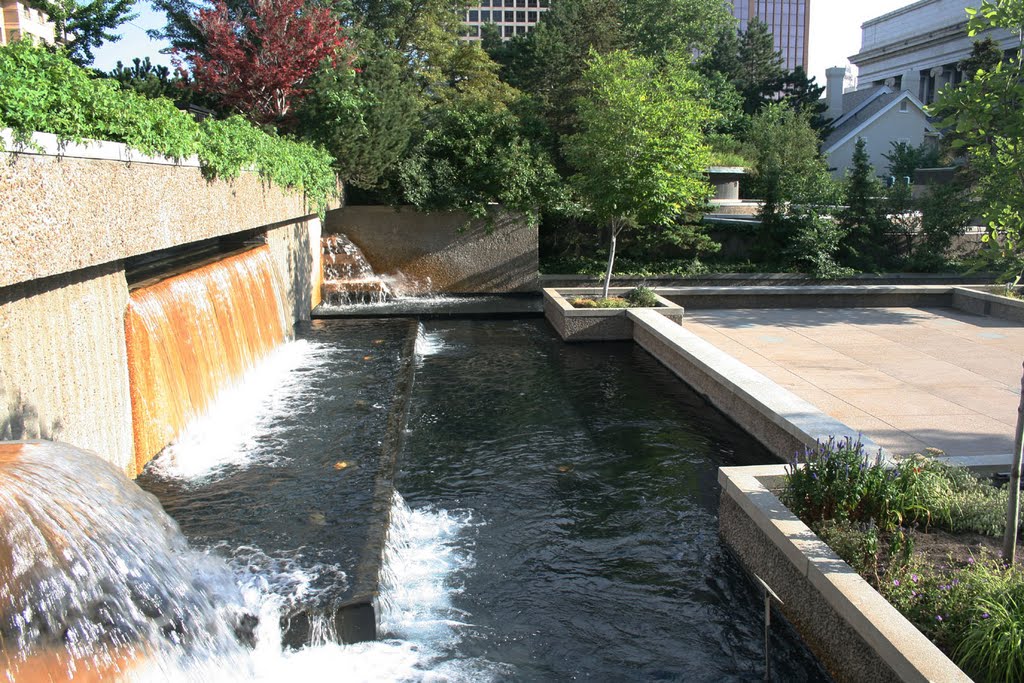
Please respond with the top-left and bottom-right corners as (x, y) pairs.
(684, 307), (1024, 458)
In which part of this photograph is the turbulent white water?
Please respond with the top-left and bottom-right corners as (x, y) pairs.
(147, 340), (327, 479)
(414, 323), (446, 363)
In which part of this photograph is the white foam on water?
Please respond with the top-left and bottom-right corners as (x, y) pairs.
(129, 492), (496, 682)
(147, 340), (327, 479)
(414, 323), (446, 362)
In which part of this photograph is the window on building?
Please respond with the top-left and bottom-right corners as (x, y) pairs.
(468, 9), (478, 21)
(527, 10), (537, 21)
(516, 25), (525, 33)
(516, 10), (525, 21)
(528, 0), (537, 6)
(504, 25), (513, 36)
(516, 0), (525, 6)
(481, 10), (490, 21)
(505, 10), (514, 21)
(899, 100), (909, 113)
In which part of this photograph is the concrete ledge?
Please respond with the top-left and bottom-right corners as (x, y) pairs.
(719, 465), (971, 683)
(952, 286), (1024, 323)
(628, 308), (884, 461)
(657, 284), (956, 310)
(542, 287), (683, 342)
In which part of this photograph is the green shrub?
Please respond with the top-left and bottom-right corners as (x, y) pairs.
(625, 285), (659, 307)
(0, 40), (338, 214)
(569, 296), (629, 309)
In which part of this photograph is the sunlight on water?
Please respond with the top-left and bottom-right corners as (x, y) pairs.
(147, 340), (326, 479)
(414, 323), (446, 362)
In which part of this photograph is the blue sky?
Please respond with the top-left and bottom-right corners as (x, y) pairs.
(92, 0), (920, 85)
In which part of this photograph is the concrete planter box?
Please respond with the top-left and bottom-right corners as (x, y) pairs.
(719, 464), (971, 683)
(543, 287), (683, 342)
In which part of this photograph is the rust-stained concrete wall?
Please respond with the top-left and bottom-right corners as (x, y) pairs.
(0, 264), (135, 475)
(1, 132), (330, 473)
(325, 205), (538, 293)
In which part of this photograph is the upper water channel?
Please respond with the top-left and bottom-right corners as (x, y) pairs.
(138, 317), (830, 681)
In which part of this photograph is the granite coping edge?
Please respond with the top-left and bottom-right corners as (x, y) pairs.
(954, 285), (1024, 310)
(627, 308), (888, 460)
(719, 465), (972, 683)
(2, 128), (204, 168)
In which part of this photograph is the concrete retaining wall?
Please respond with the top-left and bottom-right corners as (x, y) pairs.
(719, 465), (970, 683)
(1, 132), (330, 474)
(325, 205), (538, 293)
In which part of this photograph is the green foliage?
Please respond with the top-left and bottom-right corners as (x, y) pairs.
(28, 0), (137, 65)
(388, 96), (561, 223)
(931, 0), (1024, 270)
(298, 44), (422, 190)
(733, 18), (786, 116)
(883, 140), (942, 179)
(959, 37), (1005, 77)
(625, 285), (659, 307)
(0, 41), (338, 214)
(840, 138), (894, 271)
(954, 585), (1024, 683)
(564, 50), (714, 294)
(569, 296), (629, 308)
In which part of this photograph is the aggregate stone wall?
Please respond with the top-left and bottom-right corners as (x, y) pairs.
(0, 140), (314, 290)
(266, 217), (322, 323)
(0, 264), (135, 475)
(325, 205), (538, 293)
(719, 493), (901, 683)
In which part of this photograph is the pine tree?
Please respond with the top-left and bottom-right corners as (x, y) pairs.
(840, 137), (892, 270)
(736, 18), (785, 115)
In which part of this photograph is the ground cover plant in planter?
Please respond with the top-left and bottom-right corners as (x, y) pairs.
(569, 285), (660, 309)
(781, 438), (1024, 683)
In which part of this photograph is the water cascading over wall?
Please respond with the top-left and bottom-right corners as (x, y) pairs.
(124, 246), (289, 472)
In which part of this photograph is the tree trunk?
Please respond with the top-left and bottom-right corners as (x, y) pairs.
(601, 221), (619, 300)
(1003, 360), (1024, 562)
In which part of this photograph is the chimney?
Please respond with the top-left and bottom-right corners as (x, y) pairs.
(826, 66), (846, 122)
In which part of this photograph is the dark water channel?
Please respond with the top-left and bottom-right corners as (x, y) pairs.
(139, 317), (829, 681)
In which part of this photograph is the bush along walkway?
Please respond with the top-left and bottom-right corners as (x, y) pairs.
(781, 438), (1024, 683)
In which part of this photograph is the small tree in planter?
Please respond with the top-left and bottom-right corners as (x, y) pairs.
(564, 50), (715, 299)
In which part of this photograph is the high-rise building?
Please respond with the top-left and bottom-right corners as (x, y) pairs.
(730, 0), (810, 72)
(461, 0), (551, 42)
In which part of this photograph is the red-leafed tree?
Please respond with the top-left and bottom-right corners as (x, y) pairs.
(178, 0), (348, 126)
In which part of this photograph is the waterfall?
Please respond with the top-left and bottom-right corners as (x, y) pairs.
(0, 441), (254, 681)
(320, 234), (393, 305)
(124, 246), (289, 474)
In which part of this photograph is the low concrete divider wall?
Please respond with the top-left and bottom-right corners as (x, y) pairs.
(719, 465), (971, 683)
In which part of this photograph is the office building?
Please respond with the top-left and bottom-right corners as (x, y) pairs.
(730, 0), (810, 72)
(1, 0), (55, 45)
(461, 0), (551, 41)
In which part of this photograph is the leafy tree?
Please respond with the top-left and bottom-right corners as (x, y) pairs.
(931, 0), (1024, 265)
(620, 0), (733, 58)
(27, 0), (137, 65)
(177, 0), (349, 127)
(387, 96), (562, 224)
(564, 51), (715, 297)
(298, 44), (422, 190)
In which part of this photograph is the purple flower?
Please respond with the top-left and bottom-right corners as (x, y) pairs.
(911, 574), (919, 583)
(981, 612), (991, 620)
(893, 579), (900, 587)
(967, 557), (975, 565)
(936, 615), (944, 622)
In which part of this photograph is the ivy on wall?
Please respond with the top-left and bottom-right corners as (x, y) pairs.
(0, 40), (339, 215)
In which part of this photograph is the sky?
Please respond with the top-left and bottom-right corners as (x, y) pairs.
(91, 0), (924, 84)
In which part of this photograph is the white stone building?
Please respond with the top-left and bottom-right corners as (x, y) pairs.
(850, 0), (1021, 105)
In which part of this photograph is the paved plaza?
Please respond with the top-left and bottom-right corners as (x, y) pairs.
(684, 307), (1024, 459)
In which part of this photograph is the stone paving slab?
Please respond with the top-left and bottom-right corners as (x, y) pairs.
(685, 307), (1023, 459)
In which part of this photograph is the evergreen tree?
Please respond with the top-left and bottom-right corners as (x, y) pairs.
(28, 0), (137, 65)
(839, 137), (893, 270)
(958, 36), (1004, 76)
(780, 66), (830, 134)
(736, 18), (785, 115)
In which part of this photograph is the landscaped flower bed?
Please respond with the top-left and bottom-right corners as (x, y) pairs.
(781, 439), (1024, 683)
(568, 285), (661, 309)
